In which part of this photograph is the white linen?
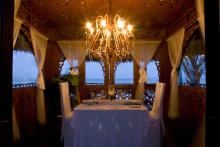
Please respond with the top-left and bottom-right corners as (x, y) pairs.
(59, 82), (75, 147)
(63, 111), (74, 147)
(57, 40), (87, 102)
(14, 0), (21, 17)
(167, 28), (185, 119)
(57, 40), (87, 68)
(13, 18), (22, 47)
(59, 82), (72, 116)
(131, 40), (160, 100)
(30, 27), (48, 125)
(70, 104), (162, 147)
(196, 0), (205, 39)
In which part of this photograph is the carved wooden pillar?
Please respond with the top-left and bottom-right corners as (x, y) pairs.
(44, 41), (63, 81)
(157, 41), (172, 119)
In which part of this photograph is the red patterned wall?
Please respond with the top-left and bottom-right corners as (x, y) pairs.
(179, 86), (206, 123)
(13, 87), (37, 138)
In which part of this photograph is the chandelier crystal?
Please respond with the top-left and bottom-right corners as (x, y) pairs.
(85, 14), (135, 62)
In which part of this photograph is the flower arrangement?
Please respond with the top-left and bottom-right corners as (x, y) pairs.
(51, 67), (81, 108)
(52, 67), (80, 87)
(63, 67), (80, 87)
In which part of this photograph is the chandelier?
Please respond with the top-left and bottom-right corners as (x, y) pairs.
(85, 14), (135, 62)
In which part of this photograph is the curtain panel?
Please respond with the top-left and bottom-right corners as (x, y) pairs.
(57, 40), (87, 68)
(196, 0), (205, 39)
(13, 18), (22, 47)
(131, 40), (160, 100)
(57, 40), (87, 102)
(30, 27), (48, 125)
(167, 27), (185, 119)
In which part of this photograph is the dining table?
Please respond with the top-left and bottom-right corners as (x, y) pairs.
(69, 100), (154, 147)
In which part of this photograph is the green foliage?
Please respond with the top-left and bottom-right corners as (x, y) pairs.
(51, 74), (80, 87)
(62, 74), (79, 87)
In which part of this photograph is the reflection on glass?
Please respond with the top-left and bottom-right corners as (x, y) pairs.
(115, 89), (132, 100)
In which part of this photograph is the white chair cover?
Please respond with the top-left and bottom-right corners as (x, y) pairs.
(59, 82), (74, 147)
(145, 82), (166, 147)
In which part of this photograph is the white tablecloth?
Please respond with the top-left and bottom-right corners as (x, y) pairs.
(70, 104), (150, 147)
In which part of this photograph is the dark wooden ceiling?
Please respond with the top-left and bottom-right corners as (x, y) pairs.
(17, 0), (195, 41)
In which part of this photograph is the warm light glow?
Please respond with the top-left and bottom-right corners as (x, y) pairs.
(117, 19), (124, 28)
(127, 24), (133, 32)
(122, 29), (127, 34)
(101, 19), (107, 27)
(86, 22), (92, 29)
(106, 30), (111, 37)
(89, 28), (94, 34)
(85, 14), (135, 62)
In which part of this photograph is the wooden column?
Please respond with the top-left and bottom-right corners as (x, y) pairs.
(157, 41), (172, 119)
(133, 59), (140, 95)
(0, 0), (14, 146)
(44, 40), (63, 80)
(205, 0), (220, 146)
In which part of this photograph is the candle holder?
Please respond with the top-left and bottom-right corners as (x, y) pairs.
(108, 84), (115, 101)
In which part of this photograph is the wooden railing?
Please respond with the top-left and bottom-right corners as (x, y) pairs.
(13, 83), (36, 89)
(179, 82), (206, 87)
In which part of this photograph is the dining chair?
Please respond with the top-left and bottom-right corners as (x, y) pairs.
(59, 82), (74, 147)
(150, 82), (166, 118)
(145, 82), (166, 147)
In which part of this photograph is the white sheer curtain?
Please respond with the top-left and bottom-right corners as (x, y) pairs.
(131, 40), (160, 100)
(167, 28), (185, 119)
(57, 40), (87, 68)
(13, 0), (22, 142)
(30, 27), (48, 125)
(57, 40), (87, 102)
(14, 0), (21, 17)
(13, 18), (22, 47)
(196, 0), (205, 39)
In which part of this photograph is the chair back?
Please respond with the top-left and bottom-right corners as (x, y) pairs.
(151, 82), (166, 117)
(59, 82), (72, 117)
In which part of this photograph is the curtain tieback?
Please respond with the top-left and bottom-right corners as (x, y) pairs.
(37, 71), (45, 90)
(139, 68), (146, 83)
(171, 68), (177, 78)
(171, 68), (178, 84)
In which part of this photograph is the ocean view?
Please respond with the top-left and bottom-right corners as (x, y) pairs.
(85, 78), (159, 84)
(13, 52), (206, 85)
(86, 78), (134, 84)
(13, 77), (205, 85)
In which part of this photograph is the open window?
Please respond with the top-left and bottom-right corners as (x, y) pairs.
(179, 29), (205, 86)
(85, 60), (104, 84)
(146, 60), (159, 84)
(13, 51), (38, 85)
(115, 61), (134, 84)
(13, 31), (38, 85)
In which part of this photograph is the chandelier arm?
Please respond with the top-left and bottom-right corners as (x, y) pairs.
(91, 31), (101, 47)
(85, 14), (134, 62)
